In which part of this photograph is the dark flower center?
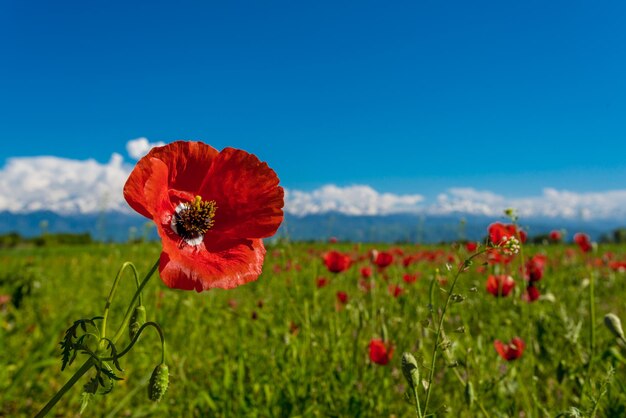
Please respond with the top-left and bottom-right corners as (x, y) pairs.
(172, 196), (217, 244)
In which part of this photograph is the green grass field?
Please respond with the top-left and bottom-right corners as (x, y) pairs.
(1, 240), (626, 417)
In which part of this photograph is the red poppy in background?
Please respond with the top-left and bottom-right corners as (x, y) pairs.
(369, 339), (394, 365)
(323, 251), (352, 273)
(574, 233), (592, 253)
(523, 285), (540, 302)
(488, 222), (527, 245)
(486, 274), (516, 297)
(465, 241), (478, 252)
(609, 261), (626, 272)
(525, 254), (547, 282)
(360, 266), (373, 279)
(549, 230), (562, 242)
(494, 337), (525, 361)
(388, 284), (404, 298)
(316, 277), (329, 288)
(336, 291), (349, 305)
(374, 251), (394, 269)
(402, 273), (419, 284)
(124, 141), (284, 292)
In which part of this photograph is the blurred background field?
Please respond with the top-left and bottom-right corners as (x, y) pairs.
(2, 239), (626, 417)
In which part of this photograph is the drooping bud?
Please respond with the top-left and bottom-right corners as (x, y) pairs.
(604, 313), (626, 341)
(401, 352), (420, 389)
(129, 305), (147, 340)
(148, 364), (169, 401)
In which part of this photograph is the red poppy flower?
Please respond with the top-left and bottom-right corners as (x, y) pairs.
(336, 291), (349, 305)
(465, 241), (478, 252)
(488, 222), (527, 245)
(323, 251), (352, 273)
(523, 284), (540, 302)
(316, 277), (329, 288)
(609, 261), (626, 272)
(574, 233), (592, 253)
(486, 274), (516, 297)
(494, 337), (525, 361)
(124, 141), (284, 292)
(525, 255), (547, 282)
(374, 251), (394, 269)
(369, 339), (394, 365)
(549, 230), (562, 242)
(402, 273), (419, 284)
(388, 284), (404, 298)
(360, 266), (373, 279)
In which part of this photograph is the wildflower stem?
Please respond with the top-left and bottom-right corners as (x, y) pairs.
(111, 259), (160, 345)
(101, 262), (139, 340)
(423, 250), (486, 414)
(103, 321), (166, 363)
(35, 357), (95, 418)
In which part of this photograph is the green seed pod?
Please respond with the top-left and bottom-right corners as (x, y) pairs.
(464, 382), (474, 407)
(148, 364), (169, 402)
(604, 313), (626, 341)
(401, 352), (420, 389)
(129, 305), (146, 340)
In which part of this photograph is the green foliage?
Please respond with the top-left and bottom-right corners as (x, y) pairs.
(1, 241), (626, 416)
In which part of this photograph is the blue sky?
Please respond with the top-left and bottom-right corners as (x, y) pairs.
(1, 0), (625, 200)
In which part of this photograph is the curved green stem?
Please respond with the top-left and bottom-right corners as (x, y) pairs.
(104, 321), (166, 363)
(35, 358), (95, 418)
(101, 262), (140, 339)
(111, 259), (159, 345)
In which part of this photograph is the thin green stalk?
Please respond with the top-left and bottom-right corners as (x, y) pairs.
(35, 358), (95, 418)
(423, 250), (486, 413)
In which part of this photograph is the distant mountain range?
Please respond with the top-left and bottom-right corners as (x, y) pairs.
(1, 210), (624, 243)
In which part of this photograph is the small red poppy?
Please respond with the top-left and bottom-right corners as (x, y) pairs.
(388, 284), (404, 298)
(360, 266), (373, 279)
(373, 251), (394, 269)
(549, 230), (562, 242)
(369, 339), (394, 365)
(465, 242), (478, 252)
(574, 233), (592, 253)
(525, 254), (547, 282)
(336, 291), (349, 305)
(486, 274), (516, 297)
(402, 273), (419, 284)
(494, 337), (525, 361)
(123, 141), (284, 292)
(316, 277), (329, 288)
(323, 251), (352, 273)
(523, 285), (540, 302)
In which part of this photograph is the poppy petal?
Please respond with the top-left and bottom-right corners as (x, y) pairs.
(158, 237), (266, 291)
(199, 147), (284, 239)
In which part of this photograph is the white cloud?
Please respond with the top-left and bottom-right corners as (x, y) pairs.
(428, 187), (626, 219)
(0, 153), (131, 214)
(126, 137), (165, 160)
(285, 185), (424, 216)
(1, 142), (626, 221)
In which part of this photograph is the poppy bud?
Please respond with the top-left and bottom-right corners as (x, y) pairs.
(129, 305), (146, 340)
(401, 352), (420, 389)
(604, 313), (626, 341)
(148, 364), (169, 401)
